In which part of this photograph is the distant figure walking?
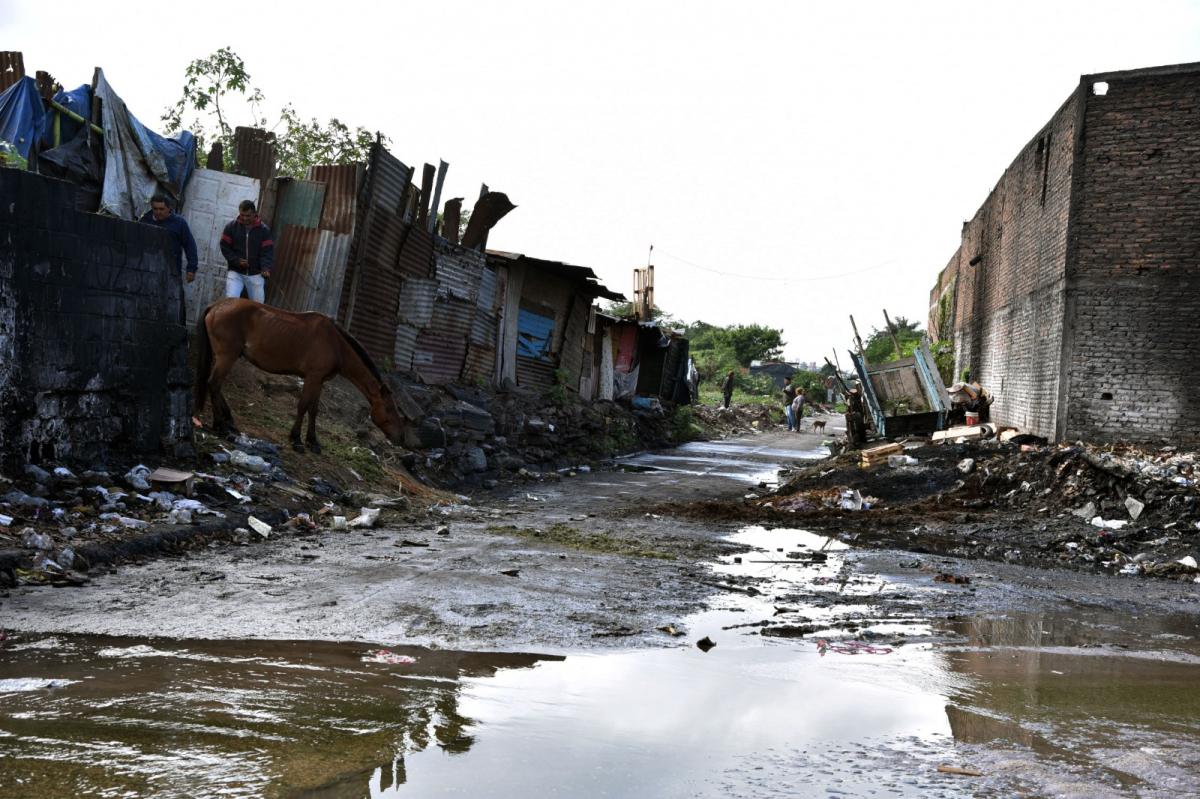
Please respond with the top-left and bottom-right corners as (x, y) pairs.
(721, 371), (735, 409)
(220, 200), (275, 303)
(782, 376), (797, 431)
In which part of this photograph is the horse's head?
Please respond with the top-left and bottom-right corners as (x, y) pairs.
(369, 383), (407, 445)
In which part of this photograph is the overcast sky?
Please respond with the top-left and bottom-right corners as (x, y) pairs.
(8, 0), (1200, 362)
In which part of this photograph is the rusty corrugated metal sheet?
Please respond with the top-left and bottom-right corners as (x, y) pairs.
(233, 126), (276, 182)
(516, 355), (556, 391)
(0, 52), (25, 93)
(413, 330), (467, 385)
(267, 226), (353, 317)
(398, 277), (437, 327)
(394, 324), (419, 374)
(435, 247), (484, 302)
(307, 163), (360, 234)
(398, 224), (434, 279)
(478, 265), (499, 311)
(431, 297), (475, 339)
(471, 310), (497, 347)
(273, 178), (327, 230)
(463, 344), (495, 384)
(340, 143), (411, 362)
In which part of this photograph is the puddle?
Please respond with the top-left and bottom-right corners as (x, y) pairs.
(3, 523), (1199, 797)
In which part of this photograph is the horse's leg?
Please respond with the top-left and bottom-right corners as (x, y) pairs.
(208, 355), (239, 436)
(305, 381), (324, 454)
(291, 379), (323, 454)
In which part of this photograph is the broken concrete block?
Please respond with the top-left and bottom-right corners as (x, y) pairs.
(1124, 497), (1145, 521)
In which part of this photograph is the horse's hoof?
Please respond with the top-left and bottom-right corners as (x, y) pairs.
(291, 440), (306, 453)
(307, 441), (322, 455)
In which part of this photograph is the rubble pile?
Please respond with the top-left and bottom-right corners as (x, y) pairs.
(399, 382), (681, 485)
(672, 436), (1200, 582)
(0, 433), (411, 589)
(690, 403), (783, 437)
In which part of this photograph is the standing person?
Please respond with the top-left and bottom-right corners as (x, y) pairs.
(720, 370), (735, 409)
(824, 375), (836, 406)
(219, 200), (274, 303)
(791, 388), (806, 432)
(139, 194), (198, 283)
(782, 376), (797, 431)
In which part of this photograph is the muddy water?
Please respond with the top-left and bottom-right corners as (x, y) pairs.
(4, 526), (1199, 797)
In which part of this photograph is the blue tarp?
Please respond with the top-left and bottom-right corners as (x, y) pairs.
(0, 76), (45, 160)
(1, 73), (195, 216)
(40, 83), (91, 145)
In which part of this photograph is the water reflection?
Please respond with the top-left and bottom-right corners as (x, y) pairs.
(0, 635), (561, 799)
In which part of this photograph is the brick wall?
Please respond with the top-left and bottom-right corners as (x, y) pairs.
(948, 90), (1081, 438)
(0, 170), (192, 468)
(1063, 67), (1200, 444)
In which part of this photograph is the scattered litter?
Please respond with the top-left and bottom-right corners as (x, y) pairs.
(839, 489), (865, 511)
(148, 467), (195, 496)
(1072, 501), (1097, 520)
(0, 514), (13, 527)
(349, 508), (382, 528)
(22, 529), (52, 551)
(362, 649), (417, 665)
(230, 451), (271, 474)
(98, 514), (150, 529)
(500, 568), (520, 577)
(696, 636), (717, 652)
(657, 625), (685, 637)
(937, 765), (983, 777)
(247, 517), (272, 538)
(1178, 556), (1198, 570)
(1091, 516), (1129, 531)
(888, 454), (919, 467)
(124, 465), (152, 491)
(331, 516), (348, 530)
(815, 639), (893, 655)
(436, 525), (450, 536)
(957, 458), (976, 475)
(934, 573), (971, 585)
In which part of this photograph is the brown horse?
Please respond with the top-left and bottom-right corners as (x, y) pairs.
(194, 298), (407, 453)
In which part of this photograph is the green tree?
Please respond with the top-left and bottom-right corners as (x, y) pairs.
(864, 316), (923, 363)
(164, 47), (384, 177)
(722, 324), (785, 366)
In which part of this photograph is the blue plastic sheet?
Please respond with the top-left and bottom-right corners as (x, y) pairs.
(517, 307), (555, 360)
(39, 84), (91, 145)
(0, 76), (46, 159)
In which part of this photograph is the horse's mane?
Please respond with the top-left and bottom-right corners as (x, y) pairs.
(336, 324), (385, 385)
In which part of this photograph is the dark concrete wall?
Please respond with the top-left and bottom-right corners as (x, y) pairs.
(1062, 67), (1200, 444)
(0, 170), (192, 468)
(949, 89), (1081, 439)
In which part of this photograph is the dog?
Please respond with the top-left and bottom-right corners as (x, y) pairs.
(810, 419), (827, 434)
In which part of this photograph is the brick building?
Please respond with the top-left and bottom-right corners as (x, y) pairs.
(929, 62), (1200, 444)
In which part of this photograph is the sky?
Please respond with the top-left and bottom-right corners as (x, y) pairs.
(7, 0), (1200, 363)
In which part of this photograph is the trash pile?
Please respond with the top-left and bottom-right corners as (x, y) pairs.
(742, 436), (1200, 582)
(690, 403), (783, 437)
(0, 432), (409, 589)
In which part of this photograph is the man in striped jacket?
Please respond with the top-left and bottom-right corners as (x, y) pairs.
(219, 200), (274, 303)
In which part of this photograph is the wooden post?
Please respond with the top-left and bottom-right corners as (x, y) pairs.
(849, 315), (866, 363)
(883, 309), (902, 360)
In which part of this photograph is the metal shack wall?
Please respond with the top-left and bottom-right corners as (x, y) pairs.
(340, 144), (410, 362)
(307, 163), (360, 234)
(180, 168), (260, 325)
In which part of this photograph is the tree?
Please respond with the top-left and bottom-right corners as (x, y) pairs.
(864, 316), (923, 363)
(722, 324), (785, 366)
(163, 47), (384, 177)
(162, 47), (266, 171)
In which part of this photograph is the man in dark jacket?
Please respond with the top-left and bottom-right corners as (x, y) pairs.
(139, 194), (198, 282)
(219, 199), (274, 303)
(720, 371), (735, 409)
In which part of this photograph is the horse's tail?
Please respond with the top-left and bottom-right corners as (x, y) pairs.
(194, 304), (214, 413)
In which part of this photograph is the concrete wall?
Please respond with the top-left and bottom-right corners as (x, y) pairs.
(0, 170), (192, 467)
(1062, 66), (1200, 444)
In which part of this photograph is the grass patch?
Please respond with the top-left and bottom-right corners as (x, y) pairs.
(486, 523), (674, 560)
(697, 386), (780, 407)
